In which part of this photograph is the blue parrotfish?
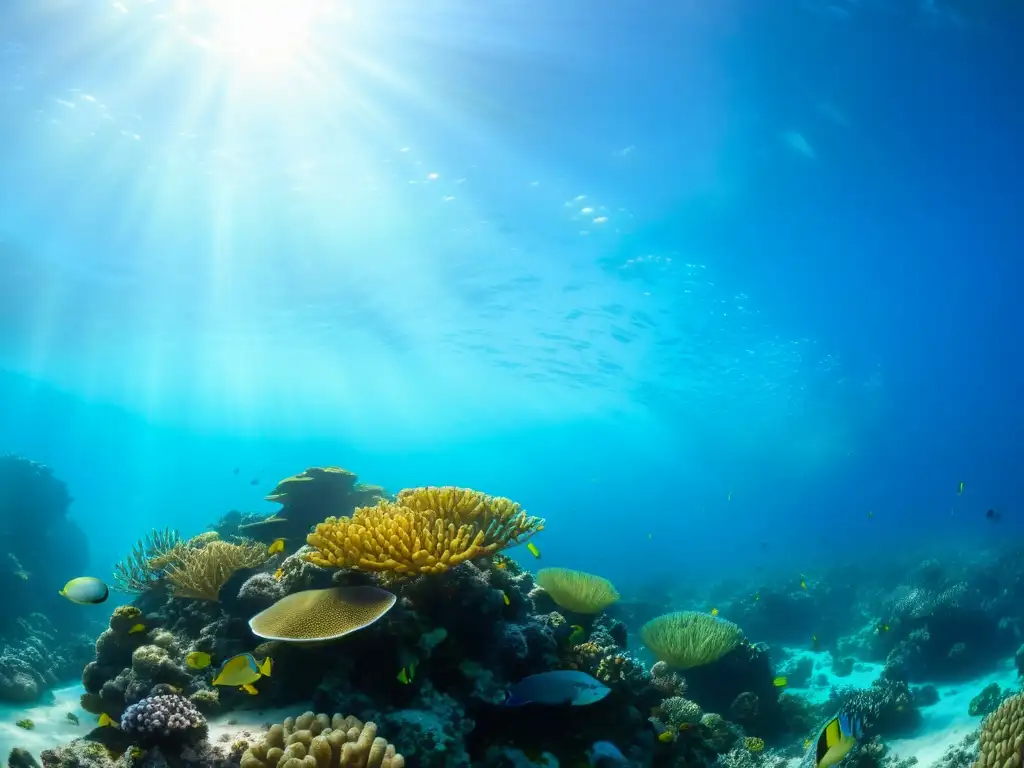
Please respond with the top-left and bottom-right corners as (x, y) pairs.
(504, 670), (610, 707)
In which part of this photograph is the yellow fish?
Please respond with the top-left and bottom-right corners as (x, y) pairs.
(773, 676), (788, 687)
(958, 481), (964, 495)
(526, 542), (541, 559)
(273, 568), (284, 581)
(568, 625), (586, 644)
(658, 730), (674, 743)
(98, 713), (118, 728)
(711, 608), (719, 617)
(267, 538), (286, 555)
(186, 651), (212, 669)
(877, 623), (890, 633)
(754, 592), (760, 601)
(809, 713), (862, 768)
(128, 624), (146, 635)
(800, 580), (807, 590)
(502, 592), (510, 606)
(239, 683), (258, 695)
(212, 653), (271, 687)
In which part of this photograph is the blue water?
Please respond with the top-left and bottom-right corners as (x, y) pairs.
(1, 1), (1022, 600)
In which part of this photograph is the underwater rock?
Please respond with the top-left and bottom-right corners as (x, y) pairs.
(7, 748), (42, 768)
(968, 682), (1007, 717)
(0, 613), (96, 703)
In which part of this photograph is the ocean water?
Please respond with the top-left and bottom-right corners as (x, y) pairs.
(1, 1), (1023, 767)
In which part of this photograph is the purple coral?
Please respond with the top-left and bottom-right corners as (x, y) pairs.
(120, 694), (207, 742)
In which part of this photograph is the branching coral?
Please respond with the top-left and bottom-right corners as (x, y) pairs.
(305, 486), (544, 575)
(640, 611), (744, 669)
(535, 567), (619, 613)
(164, 540), (269, 601)
(241, 711), (404, 768)
(112, 528), (182, 594)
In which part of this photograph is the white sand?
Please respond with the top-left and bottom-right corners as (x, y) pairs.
(0, 684), (91, 761)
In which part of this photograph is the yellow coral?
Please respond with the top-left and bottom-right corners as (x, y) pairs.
(241, 711), (403, 768)
(974, 692), (1024, 768)
(535, 568), (619, 613)
(165, 540), (269, 601)
(304, 486), (544, 575)
(640, 611), (744, 669)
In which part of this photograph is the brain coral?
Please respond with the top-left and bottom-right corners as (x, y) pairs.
(640, 611), (744, 669)
(974, 691), (1024, 768)
(305, 486), (544, 575)
(241, 710), (403, 768)
(248, 586), (396, 642)
(535, 568), (620, 613)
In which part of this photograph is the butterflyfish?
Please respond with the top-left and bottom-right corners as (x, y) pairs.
(239, 683), (258, 695)
(527, 542), (541, 559)
(772, 676), (788, 687)
(211, 653), (272, 687)
(128, 623), (146, 634)
(267, 538), (286, 555)
(397, 659), (417, 684)
(502, 592), (511, 606)
(805, 712), (863, 768)
(658, 730), (674, 743)
(186, 651), (212, 669)
(505, 670), (609, 706)
(59, 577), (109, 605)
(710, 607), (719, 616)
(98, 713), (118, 728)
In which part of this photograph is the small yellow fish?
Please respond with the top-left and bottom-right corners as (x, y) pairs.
(800, 579), (807, 590)
(98, 713), (118, 728)
(239, 683), (258, 695)
(130, 747), (144, 759)
(754, 592), (760, 601)
(877, 623), (890, 633)
(267, 538), (286, 555)
(502, 592), (511, 606)
(212, 653), (272, 687)
(273, 568), (284, 581)
(568, 625), (586, 644)
(711, 608), (719, 617)
(658, 730), (674, 743)
(958, 481), (965, 495)
(526, 542), (541, 559)
(772, 676), (788, 687)
(186, 651), (212, 669)
(128, 623), (146, 634)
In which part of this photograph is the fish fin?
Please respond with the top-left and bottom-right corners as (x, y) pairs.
(817, 717), (842, 765)
(260, 657), (272, 677)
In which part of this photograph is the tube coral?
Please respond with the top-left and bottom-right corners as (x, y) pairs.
(305, 486), (544, 575)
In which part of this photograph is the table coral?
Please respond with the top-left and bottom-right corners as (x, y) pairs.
(305, 486), (544, 575)
(248, 585), (397, 642)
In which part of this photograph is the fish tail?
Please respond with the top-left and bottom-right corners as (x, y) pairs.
(260, 657), (272, 677)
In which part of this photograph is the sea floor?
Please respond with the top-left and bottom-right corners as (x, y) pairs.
(1, 659), (1018, 766)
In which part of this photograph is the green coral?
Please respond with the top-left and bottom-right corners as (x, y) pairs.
(15, 718), (34, 730)
(640, 611), (744, 669)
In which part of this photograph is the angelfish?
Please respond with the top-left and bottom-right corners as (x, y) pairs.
(803, 712), (863, 768)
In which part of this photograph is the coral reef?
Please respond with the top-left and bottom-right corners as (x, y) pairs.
(534, 568), (620, 614)
(973, 691), (1024, 768)
(121, 694), (207, 743)
(641, 611), (745, 669)
(0, 612), (97, 703)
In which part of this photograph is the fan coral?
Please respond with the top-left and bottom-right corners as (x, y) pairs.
(535, 568), (620, 613)
(165, 540), (270, 600)
(241, 710), (404, 768)
(248, 586), (397, 642)
(305, 486), (544, 575)
(640, 611), (744, 669)
(973, 691), (1024, 768)
(120, 694), (206, 742)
